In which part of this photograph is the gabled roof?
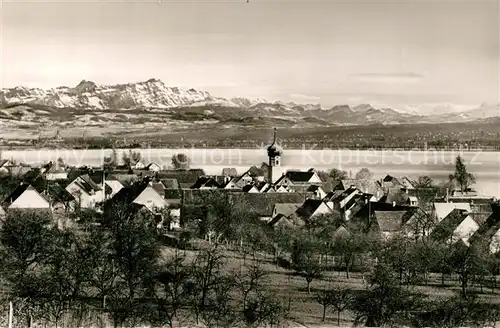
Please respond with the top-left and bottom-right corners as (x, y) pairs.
(324, 190), (345, 202)
(469, 210), (500, 246)
(295, 199), (331, 220)
(3, 183), (31, 207)
(151, 181), (166, 197)
(46, 183), (75, 203)
(348, 201), (414, 232)
(339, 179), (383, 195)
(273, 203), (302, 218)
(430, 208), (470, 242)
(373, 211), (407, 233)
(433, 202), (471, 221)
(109, 179), (151, 204)
(284, 171), (319, 183)
(0, 159), (13, 168)
(161, 178), (179, 190)
(145, 162), (161, 169)
(190, 176), (221, 189)
(72, 174), (102, 194)
(269, 213), (304, 228)
(242, 184), (259, 193)
(307, 185), (323, 193)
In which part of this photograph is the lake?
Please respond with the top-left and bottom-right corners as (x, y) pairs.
(2, 148), (499, 197)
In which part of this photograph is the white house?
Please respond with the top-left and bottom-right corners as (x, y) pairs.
(430, 208), (479, 246)
(275, 170), (323, 186)
(433, 202), (471, 222)
(66, 174), (105, 208)
(3, 184), (51, 210)
(105, 179), (124, 198)
(295, 199), (335, 221)
(134, 162), (146, 170)
(0, 159), (14, 175)
(146, 163), (162, 172)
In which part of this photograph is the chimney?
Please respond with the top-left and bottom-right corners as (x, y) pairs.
(445, 188), (449, 203)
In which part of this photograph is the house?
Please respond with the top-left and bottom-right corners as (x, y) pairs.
(272, 203), (303, 218)
(335, 179), (384, 200)
(66, 174), (106, 209)
(295, 199), (335, 221)
(0, 159), (14, 175)
(307, 185), (327, 199)
(133, 162), (146, 170)
(104, 179), (124, 198)
(269, 213), (304, 229)
(371, 211), (409, 239)
(255, 182), (271, 193)
(145, 162), (162, 172)
(45, 183), (76, 213)
(110, 179), (167, 211)
(274, 170), (323, 186)
(190, 177), (221, 190)
(347, 201), (415, 233)
(430, 208), (480, 246)
(432, 202), (471, 222)
(381, 175), (403, 190)
(381, 187), (419, 207)
(149, 181), (165, 198)
(44, 164), (68, 181)
(3, 183), (51, 211)
(400, 177), (417, 190)
(324, 187), (361, 211)
(242, 184), (260, 193)
(469, 204), (500, 253)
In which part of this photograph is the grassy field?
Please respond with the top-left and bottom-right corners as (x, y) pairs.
(159, 245), (500, 327)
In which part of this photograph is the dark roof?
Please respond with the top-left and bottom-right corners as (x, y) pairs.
(469, 208), (500, 246)
(242, 184), (258, 192)
(430, 208), (470, 242)
(73, 174), (102, 194)
(145, 162), (161, 169)
(109, 179), (151, 205)
(285, 171), (318, 183)
(295, 199), (328, 220)
(0, 159), (11, 167)
(348, 201), (414, 232)
(269, 213), (304, 228)
(3, 183), (31, 207)
(88, 171), (109, 185)
(151, 182), (166, 197)
(373, 211), (407, 233)
(190, 177), (221, 189)
(46, 183), (75, 203)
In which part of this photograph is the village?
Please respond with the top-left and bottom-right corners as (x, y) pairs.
(0, 128), (498, 249)
(0, 128), (499, 327)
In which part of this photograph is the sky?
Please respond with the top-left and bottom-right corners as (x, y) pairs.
(1, 0), (499, 111)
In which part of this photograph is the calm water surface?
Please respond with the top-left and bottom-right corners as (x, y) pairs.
(3, 148), (499, 197)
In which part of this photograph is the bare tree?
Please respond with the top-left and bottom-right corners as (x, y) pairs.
(355, 168), (373, 180)
(172, 153), (190, 170)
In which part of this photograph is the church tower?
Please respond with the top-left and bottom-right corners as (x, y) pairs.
(267, 127), (282, 183)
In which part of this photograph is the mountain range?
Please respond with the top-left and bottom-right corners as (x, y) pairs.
(0, 79), (498, 131)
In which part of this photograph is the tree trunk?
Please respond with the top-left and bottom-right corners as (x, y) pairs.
(322, 305), (326, 322)
(307, 280), (311, 294)
(442, 272), (445, 286)
(338, 310), (341, 326)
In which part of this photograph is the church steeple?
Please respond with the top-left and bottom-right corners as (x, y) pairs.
(266, 127), (282, 183)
